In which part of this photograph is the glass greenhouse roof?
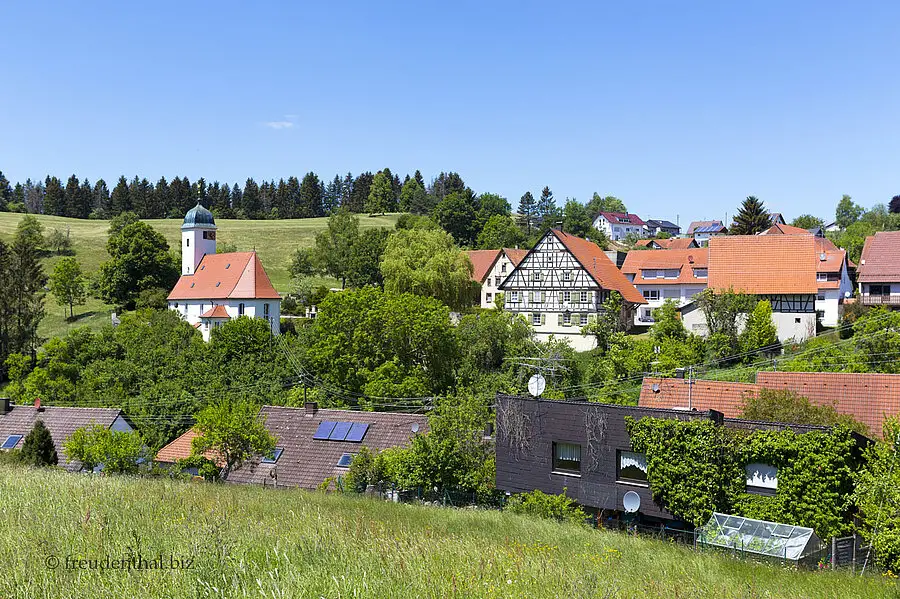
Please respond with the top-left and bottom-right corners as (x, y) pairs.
(697, 513), (820, 561)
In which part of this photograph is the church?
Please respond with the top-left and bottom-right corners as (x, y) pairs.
(167, 203), (281, 341)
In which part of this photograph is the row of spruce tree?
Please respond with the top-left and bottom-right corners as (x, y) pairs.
(0, 169), (490, 221)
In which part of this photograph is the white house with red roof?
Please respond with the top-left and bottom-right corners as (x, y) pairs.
(465, 248), (528, 309)
(591, 212), (647, 241)
(167, 204), (281, 341)
(499, 229), (645, 351)
(621, 248), (709, 326)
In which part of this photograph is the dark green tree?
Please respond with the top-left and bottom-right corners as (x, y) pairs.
(889, 195), (900, 214)
(241, 178), (261, 218)
(110, 176), (131, 215)
(298, 172), (322, 218)
(349, 172), (373, 213)
(43, 176), (65, 216)
(729, 196), (772, 235)
(399, 177), (428, 214)
(432, 192), (477, 245)
(346, 228), (390, 288)
(49, 256), (87, 319)
(95, 221), (179, 309)
(561, 199), (591, 237)
(19, 420), (58, 467)
(585, 193), (627, 216)
(366, 171), (394, 214)
(517, 191), (537, 234)
(537, 186), (556, 227)
(791, 214), (824, 230)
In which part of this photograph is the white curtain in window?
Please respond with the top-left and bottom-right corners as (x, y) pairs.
(620, 451), (647, 473)
(554, 443), (581, 462)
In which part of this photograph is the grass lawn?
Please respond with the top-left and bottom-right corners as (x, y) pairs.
(0, 212), (400, 340)
(0, 466), (891, 599)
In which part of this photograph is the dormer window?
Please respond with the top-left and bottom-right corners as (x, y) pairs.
(226, 264), (231, 269)
(216, 282), (221, 287)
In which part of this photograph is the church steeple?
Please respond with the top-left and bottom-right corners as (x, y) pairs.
(181, 203), (217, 274)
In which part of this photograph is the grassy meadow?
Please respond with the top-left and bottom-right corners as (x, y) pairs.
(0, 466), (892, 599)
(0, 212), (400, 339)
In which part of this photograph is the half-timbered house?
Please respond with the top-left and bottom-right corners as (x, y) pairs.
(498, 230), (645, 351)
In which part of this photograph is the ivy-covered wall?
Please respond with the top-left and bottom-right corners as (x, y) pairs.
(625, 417), (860, 539)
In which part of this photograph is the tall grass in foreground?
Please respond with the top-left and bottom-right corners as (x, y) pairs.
(0, 466), (892, 599)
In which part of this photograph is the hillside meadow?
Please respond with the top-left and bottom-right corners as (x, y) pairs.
(0, 212), (400, 339)
(0, 466), (892, 599)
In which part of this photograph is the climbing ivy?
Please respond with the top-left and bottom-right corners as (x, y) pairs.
(625, 417), (861, 538)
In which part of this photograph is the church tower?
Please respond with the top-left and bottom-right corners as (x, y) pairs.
(181, 203), (217, 275)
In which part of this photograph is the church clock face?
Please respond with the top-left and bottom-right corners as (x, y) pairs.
(203, 231), (216, 240)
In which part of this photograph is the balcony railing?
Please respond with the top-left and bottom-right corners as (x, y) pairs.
(860, 295), (900, 306)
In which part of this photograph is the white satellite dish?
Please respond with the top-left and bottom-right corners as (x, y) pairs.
(527, 374), (546, 397)
(411, 423), (420, 433)
(623, 490), (641, 513)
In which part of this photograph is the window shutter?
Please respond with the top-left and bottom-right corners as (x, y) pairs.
(541, 314), (546, 325)
(541, 291), (546, 303)
(557, 314), (563, 326)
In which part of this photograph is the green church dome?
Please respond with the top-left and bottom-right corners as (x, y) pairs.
(182, 202), (216, 230)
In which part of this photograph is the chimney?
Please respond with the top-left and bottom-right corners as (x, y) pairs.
(304, 402), (318, 416)
(0, 398), (9, 415)
(34, 397), (44, 412)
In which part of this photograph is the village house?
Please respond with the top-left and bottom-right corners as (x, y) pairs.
(643, 219), (681, 237)
(621, 248), (709, 326)
(498, 229), (645, 351)
(680, 235), (819, 342)
(167, 203), (282, 341)
(759, 224), (853, 327)
(157, 403), (428, 488)
(0, 398), (134, 471)
(466, 248), (528, 309)
(494, 394), (864, 524)
(686, 220), (727, 246)
(592, 212), (647, 241)
(640, 371), (900, 440)
(857, 231), (900, 308)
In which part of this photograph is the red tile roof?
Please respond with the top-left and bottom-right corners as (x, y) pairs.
(505, 248), (528, 267)
(597, 212), (646, 226)
(756, 372), (900, 439)
(639, 377), (759, 416)
(168, 252), (281, 301)
(761, 223), (815, 236)
(465, 249), (501, 283)
(858, 231), (900, 283)
(708, 235), (818, 295)
(622, 248), (709, 286)
(155, 428), (224, 467)
(552, 230), (646, 304)
(634, 238), (699, 250)
(200, 305), (230, 319)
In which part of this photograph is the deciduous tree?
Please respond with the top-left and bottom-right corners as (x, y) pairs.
(49, 257), (86, 320)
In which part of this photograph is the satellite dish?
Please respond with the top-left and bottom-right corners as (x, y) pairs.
(411, 423), (420, 433)
(623, 491), (641, 513)
(527, 374), (546, 397)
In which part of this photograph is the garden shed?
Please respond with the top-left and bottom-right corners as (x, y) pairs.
(697, 513), (821, 563)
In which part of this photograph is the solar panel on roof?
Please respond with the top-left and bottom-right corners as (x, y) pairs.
(345, 423), (369, 442)
(1, 435), (22, 450)
(329, 421), (352, 441)
(313, 421), (338, 440)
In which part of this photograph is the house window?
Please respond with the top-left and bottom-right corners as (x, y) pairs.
(495, 276), (501, 286)
(552, 442), (581, 474)
(262, 448), (284, 464)
(238, 303), (245, 316)
(580, 314), (588, 325)
(693, 268), (707, 278)
(642, 289), (660, 302)
(870, 285), (890, 296)
(642, 269), (657, 279)
(664, 269), (679, 279)
(580, 291), (589, 303)
(745, 463), (778, 495)
(531, 271), (541, 282)
(501, 263), (507, 273)
(817, 272), (828, 282)
(563, 271), (571, 282)
(337, 453), (354, 467)
(186, 238), (190, 247)
(563, 312), (571, 326)
(532, 313), (541, 326)
(264, 303), (270, 317)
(817, 294), (826, 301)
(509, 291), (520, 303)
(617, 450), (648, 485)
(563, 291), (571, 302)
(486, 293), (493, 303)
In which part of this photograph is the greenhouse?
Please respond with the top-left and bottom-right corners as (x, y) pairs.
(696, 513), (821, 562)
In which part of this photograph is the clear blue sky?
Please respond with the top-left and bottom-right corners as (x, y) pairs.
(2, 1), (898, 225)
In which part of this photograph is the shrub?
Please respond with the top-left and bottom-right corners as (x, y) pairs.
(505, 489), (587, 524)
(19, 420), (58, 467)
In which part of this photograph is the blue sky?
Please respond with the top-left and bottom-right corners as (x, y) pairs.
(2, 1), (898, 224)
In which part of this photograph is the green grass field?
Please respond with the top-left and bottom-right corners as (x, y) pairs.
(0, 212), (400, 340)
(0, 466), (891, 599)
